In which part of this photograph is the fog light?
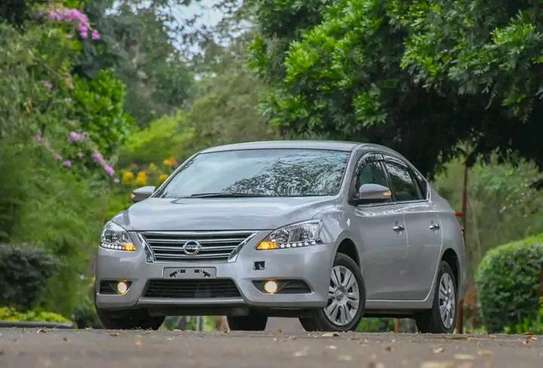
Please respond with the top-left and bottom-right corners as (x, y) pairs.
(263, 280), (278, 294)
(116, 281), (129, 295)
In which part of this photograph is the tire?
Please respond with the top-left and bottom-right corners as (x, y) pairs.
(300, 253), (365, 332)
(96, 308), (164, 330)
(227, 312), (268, 331)
(415, 261), (457, 333)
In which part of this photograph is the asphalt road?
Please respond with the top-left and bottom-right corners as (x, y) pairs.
(0, 326), (541, 368)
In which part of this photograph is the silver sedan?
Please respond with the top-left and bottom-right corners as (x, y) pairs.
(95, 141), (465, 332)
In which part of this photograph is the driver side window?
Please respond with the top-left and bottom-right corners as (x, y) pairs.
(355, 160), (390, 202)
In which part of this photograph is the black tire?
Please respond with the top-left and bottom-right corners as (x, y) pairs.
(299, 253), (365, 332)
(96, 308), (164, 330)
(415, 261), (457, 333)
(227, 312), (268, 331)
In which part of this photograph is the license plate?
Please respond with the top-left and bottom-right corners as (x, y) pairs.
(163, 267), (217, 279)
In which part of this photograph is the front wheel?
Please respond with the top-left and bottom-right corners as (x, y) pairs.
(96, 308), (164, 330)
(300, 253), (365, 331)
(415, 261), (458, 333)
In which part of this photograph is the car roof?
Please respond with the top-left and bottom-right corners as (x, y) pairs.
(200, 140), (362, 153)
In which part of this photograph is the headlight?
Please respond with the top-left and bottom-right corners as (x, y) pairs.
(256, 220), (321, 250)
(100, 222), (137, 252)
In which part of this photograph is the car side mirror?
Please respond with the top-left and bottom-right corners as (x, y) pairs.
(353, 184), (392, 205)
(131, 186), (156, 203)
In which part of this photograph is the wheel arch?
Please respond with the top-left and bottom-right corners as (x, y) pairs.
(335, 238), (360, 266)
(441, 248), (460, 289)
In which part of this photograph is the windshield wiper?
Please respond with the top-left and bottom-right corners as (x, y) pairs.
(189, 192), (271, 198)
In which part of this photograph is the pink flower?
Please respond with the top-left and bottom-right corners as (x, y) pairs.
(47, 8), (99, 42)
(63, 160), (72, 168)
(68, 131), (86, 143)
(104, 164), (115, 177)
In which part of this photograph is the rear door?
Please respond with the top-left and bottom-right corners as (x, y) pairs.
(382, 158), (442, 300)
(348, 154), (409, 300)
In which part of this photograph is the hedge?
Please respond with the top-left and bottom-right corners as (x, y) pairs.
(476, 234), (543, 333)
(0, 244), (58, 309)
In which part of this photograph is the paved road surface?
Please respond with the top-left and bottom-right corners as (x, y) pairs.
(0, 326), (541, 368)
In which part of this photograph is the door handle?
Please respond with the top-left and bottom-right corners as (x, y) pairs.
(429, 223), (440, 231)
(393, 224), (405, 232)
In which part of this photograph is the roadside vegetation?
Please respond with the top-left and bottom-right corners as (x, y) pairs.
(0, 0), (542, 333)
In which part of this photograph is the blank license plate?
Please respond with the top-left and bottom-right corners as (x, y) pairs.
(163, 267), (217, 279)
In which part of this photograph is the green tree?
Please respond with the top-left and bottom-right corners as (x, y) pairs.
(86, 0), (194, 125)
(250, 0), (543, 175)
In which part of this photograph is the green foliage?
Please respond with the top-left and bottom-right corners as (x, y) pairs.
(86, 0), (194, 126)
(0, 143), (110, 315)
(120, 113), (194, 166)
(0, 307), (71, 324)
(435, 158), (543, 271)
(250, 0), (543, 175)
(72, 70), (134, 155)
(357, 318), (395, 332)
(476, 234), (543, 333)
(0, 245), (58, 310)
(506, 299), (543, 334)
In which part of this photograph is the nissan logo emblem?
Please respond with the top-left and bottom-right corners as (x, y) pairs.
(182, 240), (201, 255)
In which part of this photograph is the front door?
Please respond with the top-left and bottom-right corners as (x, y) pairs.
(348, 156), (408, 300)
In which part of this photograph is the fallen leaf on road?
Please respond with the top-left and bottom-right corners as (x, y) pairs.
(477, 350), (493, 357)
(523, 335), (538, 344)
(293, 348), (308, 357)
(327, 345), (337, 350)
(384, 346), (392, 352)
(368, 362), (385, 368)
(62, 337), (69, 342)
(135, 340), (143, 347)
(453, 354), (475, 360)
(420, 361), (454, 368)
(322, 332), (339, 337)
(433, 347), (444, 354)
(109, 332), (119, 337)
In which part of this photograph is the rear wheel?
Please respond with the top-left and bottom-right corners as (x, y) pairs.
(300, 253), (365, 331)
(96, 308), (164, 330)
(415, 261), (457, 333)
(227, 312), (268, 331)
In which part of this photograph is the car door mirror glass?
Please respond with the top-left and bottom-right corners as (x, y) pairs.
(355, 184), (392, 204)
(132, 186), (156, 203)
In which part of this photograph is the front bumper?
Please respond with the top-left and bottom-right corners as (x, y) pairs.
(95, 231), (334, 314)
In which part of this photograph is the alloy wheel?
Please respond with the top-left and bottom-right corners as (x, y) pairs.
(324, 265), (360, 326)
(438, 273), (456, 329)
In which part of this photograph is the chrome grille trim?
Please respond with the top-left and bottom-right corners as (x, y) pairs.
(140, 231), (256, 263)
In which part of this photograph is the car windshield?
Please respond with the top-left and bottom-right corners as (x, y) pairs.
(159, 149), (350, 198)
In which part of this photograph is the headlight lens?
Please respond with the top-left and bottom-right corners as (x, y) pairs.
(256, 220), (321, 250)
(100, 222), (137, 252)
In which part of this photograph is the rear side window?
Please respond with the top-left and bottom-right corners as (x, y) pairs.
(383, 161), (423, 202)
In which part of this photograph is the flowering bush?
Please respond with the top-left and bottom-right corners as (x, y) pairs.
(47, 8), (100, 40)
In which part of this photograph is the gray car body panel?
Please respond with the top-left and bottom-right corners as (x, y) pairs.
(96, 141), (465, 315)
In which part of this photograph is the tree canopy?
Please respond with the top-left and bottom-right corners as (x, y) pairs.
(250, 0), (543, 175)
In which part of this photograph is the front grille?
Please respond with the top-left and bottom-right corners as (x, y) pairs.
(143, 279), (241, 299)
(141, 231), (255, 262)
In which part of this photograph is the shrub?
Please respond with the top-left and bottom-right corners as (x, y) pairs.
(0, 244), (58, 309)
(476, 234), (543, 333)
(0, 306), (70, 324)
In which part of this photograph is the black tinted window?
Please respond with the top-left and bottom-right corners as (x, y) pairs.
(160, 149), (350, 198)
(383, 161), (423, 201)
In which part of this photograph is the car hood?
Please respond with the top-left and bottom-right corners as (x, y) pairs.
(112, 197), (338, 231)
